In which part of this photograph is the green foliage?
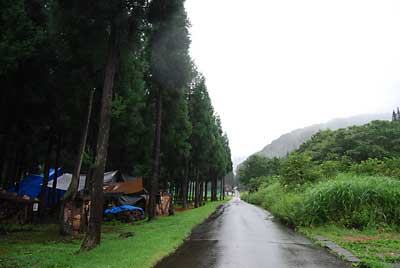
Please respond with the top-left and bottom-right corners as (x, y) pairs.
(243, 174), (400, 229)
(350, 158), (400, 179)
(280, 153), (320, 187)
(300, 174), (400, 228)
(298, 120), (400, 163)
(318, 160), (348, 179)
(0, 0), (46, 74)
(238, 155), (280, 186)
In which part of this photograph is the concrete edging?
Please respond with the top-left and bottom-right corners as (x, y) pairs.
(315, 235), (361, 265)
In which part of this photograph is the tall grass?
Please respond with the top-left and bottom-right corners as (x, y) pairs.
(243, 174), (400, 228)
(302, 174), (400, 228)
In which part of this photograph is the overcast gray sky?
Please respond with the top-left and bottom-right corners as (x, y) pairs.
(185, 0), (400, 161)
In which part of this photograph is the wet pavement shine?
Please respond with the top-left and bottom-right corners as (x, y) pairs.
(155, 195), (352, 268)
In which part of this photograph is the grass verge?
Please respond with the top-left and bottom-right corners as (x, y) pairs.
(0, 201), (226, 268)
(300, 225), (400, 268)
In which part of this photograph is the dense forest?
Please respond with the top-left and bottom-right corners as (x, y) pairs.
(0, 0), (232, 250)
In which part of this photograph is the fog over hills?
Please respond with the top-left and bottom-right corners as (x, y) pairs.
(234, 113), (392, 171)
(255, 113), (391, 159)
(235, 113), (392, 171)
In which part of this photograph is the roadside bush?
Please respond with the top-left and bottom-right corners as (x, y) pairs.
(301, 174), (400, 228)
(280, 153), (321, 187)
(318, 160), (350, 179)
(351, 158), (400, 179)
(242, 181), (304, 226)
(247, 176), (270, 193)
(244, 173), (400, 229)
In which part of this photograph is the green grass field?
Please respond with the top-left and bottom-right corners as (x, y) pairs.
(0, 201), (225, 268)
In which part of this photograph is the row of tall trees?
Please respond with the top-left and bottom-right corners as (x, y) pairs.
(0, 0), (232, 250)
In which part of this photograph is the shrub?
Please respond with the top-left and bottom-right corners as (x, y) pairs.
(301, 174), (400, 228)
(242, 181), (304, 226)
(280, 153), (321, 187)
(318, 160), (349, 179)
(243, 173), (400, 229)
(351, 158), (400, 179)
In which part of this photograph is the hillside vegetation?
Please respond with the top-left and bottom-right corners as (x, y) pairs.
(256, 113), (391, 159)
(240, 118), (400, 268)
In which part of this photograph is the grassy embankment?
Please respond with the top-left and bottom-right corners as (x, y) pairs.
(241, 174), (400, 268)
(0, 201), (225, 268)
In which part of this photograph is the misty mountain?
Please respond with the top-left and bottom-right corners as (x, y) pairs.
(256, 113), (391, 159)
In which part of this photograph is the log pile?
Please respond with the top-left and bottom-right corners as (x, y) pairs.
(0, 190), (37, 224)
(104, 209), (143, 222)
(156, 193), (171, 216)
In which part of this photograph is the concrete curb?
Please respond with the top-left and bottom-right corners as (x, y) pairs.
(315, 236), (362, 265)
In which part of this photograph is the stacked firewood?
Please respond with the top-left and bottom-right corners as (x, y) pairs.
(0, 190), (37, 224)
(104, 209), (143, 222)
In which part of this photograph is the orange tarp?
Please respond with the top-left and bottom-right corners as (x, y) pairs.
(103, 177), (143, 194)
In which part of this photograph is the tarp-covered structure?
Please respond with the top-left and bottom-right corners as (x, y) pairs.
(9, 170), (146, 206)
(103, 177), (147, 208)
(8, 168), (62, 200)
(46, 171), (119, 192)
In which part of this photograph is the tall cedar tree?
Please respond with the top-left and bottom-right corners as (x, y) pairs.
(81, 0), (147, 250)
(147, 0), (191, 220)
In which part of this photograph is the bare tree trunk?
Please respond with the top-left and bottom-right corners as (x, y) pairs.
(182, 161), (189, 208)
(188, 181), (192, 204)
(199, 178), (204, 206)
(148, 89), (162, 221)
(39, 136), (54, 216)
(211, 175), (217, 202)
(219, 178), (223, 201)
(194, 167), (200, 208)
(81, 25), (118, 251)
(60, 89), (94, 236)
(204, 181), (208, 202)
(0, 134), (7, 189)
(222, 176), (225, 200)
(191, 179), (195, 203)
(52, 134), (62, 205)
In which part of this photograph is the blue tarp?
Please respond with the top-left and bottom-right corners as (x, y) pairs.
(104, 205), (144, 217)
(8, 168), (62, 199)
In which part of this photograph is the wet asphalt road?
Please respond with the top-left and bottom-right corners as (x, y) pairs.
(155, 194), (352, 268)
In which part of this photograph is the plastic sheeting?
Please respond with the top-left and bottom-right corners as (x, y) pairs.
(8, 168), (62, 199)
(118, 195), (146, 206)
(104, 205), (144, 216)
(47, 171), (118, 192)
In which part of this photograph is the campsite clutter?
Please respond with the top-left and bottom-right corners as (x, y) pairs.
(0, 169), (175, 229)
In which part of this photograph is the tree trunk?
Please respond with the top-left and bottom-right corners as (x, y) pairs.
(204, 181), (208, 202)
(199, 178), (204, 206)
(38, 136), (54, 216)
(211, 176), (217, 202)
(52, 134), (62, 205)
(182, 162), (189, 208)
(219, 178), (223, 201)
(0, 134), (8, 189)
(188, 181), (192, 203)
(148, 89), (162, 221)
(222, 176), (225, 200)
(60, 89), (94, 236)
(81, 25), (118, 251)
(194, 167), (200, 208)
(191, 179), (195, 203)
